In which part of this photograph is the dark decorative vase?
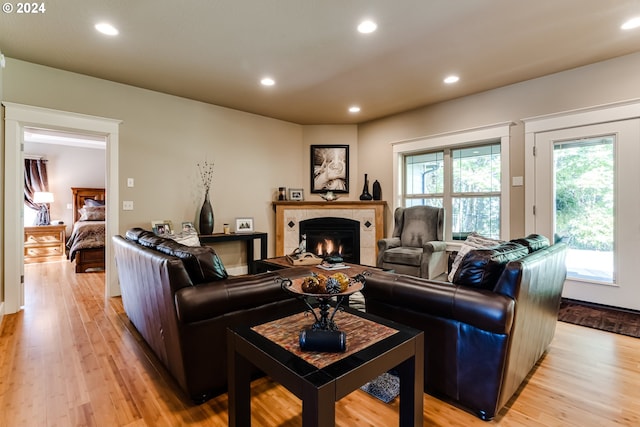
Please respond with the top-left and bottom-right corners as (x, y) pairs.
(359, 174), (373, 201)
(372, 180), (382, 200)
(199, 191), (214, 235)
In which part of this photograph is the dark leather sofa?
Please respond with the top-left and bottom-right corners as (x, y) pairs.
(112, 228), (304, 403)
(363, 234), (567, 420)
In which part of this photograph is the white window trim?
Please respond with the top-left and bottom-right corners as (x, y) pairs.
(391, 122), (514, 242)
(522, 98), (640, 234)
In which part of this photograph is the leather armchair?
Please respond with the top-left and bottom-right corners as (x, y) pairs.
(377, 205), (447, 279)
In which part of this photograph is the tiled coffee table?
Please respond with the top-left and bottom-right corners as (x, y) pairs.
(227, 307), (423, 426)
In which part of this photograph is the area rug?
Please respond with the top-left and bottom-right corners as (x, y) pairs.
(558, 298), (640, 338)
(360, 371), (400, 403)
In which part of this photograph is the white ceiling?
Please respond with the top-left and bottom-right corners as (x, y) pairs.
(1, 0), (640, 125)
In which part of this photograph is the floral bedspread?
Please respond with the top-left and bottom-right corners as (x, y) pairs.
(67, 220), (105, 261)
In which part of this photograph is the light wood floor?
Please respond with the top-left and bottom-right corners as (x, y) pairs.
(1, 260), (639, 427)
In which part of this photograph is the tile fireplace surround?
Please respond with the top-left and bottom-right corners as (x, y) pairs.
(273, 201), (387, 266)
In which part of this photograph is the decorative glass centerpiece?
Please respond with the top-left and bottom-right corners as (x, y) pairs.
(280, 272), (367, 331)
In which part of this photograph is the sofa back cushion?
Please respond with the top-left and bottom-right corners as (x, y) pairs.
(453, 242), (528, 290)
(126, 228), (228, 284)
(510, 234), (549, 253)
(448, 233), (504, 282)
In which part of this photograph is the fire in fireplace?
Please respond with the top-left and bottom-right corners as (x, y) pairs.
(299, 217), (360, 264)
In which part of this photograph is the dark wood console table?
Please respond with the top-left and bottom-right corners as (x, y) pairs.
(199, 232), (267, 274)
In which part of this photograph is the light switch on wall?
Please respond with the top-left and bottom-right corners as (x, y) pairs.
(123, 201), (134, 210)
(127, 178), (134, 187)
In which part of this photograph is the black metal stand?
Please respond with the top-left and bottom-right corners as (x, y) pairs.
(279, 272), (368, 331)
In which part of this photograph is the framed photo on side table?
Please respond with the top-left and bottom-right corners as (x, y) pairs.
(235, 217), (254, 233)
(310, 144), (349, 194)
(153, 222), (172, 235)
(151, 220), (173, 235)
(289, 188), (304, 201)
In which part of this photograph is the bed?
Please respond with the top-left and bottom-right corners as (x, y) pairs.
(66, 187), (106, 273)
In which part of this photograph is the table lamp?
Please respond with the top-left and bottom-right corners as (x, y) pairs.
(33, 191), (54, 225)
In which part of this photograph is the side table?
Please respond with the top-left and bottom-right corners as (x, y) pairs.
(227, 307), (424, 426)
(24, 224), (66, 263)
(199, 232), (267, 274)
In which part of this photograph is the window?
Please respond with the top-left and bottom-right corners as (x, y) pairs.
(403, 143), (501, 239)
(392, 122), (511, 242)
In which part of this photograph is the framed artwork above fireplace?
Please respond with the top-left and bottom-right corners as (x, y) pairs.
(310, 145), (349, 193)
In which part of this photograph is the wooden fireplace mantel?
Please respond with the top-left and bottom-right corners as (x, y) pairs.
(273, 200), (387, 265)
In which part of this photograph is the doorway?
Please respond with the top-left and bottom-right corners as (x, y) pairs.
(3, 102), (121, 314)
(524, 101), (640, 311)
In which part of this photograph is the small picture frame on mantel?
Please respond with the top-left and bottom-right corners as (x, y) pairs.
(288, 188), (304, 201)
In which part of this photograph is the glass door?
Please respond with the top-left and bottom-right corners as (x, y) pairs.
(534, 119), (640, 309)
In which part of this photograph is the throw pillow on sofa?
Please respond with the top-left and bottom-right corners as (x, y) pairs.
(155, 240), (228, 284)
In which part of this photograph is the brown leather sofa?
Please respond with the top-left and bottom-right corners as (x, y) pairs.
(112, 228), (304, 403)
(363, 234), (567, 420)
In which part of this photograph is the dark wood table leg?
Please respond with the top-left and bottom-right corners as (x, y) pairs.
(397, 333), (424, 427)
(228, 330), (252, 427)
(302, 381), (335, 427)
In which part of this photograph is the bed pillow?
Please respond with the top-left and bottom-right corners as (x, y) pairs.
(78, 206), (106, 221)
(84, 198), (106, 207)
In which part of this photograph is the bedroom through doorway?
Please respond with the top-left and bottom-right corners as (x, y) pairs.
(23, 127), (107, 291)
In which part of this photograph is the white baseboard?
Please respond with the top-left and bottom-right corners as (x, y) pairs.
(0, 301), (5, 328)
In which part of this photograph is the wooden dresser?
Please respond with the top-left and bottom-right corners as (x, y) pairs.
(24, 225), (66, 263)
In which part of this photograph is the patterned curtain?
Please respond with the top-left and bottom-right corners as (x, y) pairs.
(24, 158), (49, 213)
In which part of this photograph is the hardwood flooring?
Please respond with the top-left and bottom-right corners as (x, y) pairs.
(1, 260), (639, 426)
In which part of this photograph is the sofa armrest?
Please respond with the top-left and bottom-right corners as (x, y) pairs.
(174, 271), (296, 324)
(363, 271), (514, 334)
(423, 240), (447, 253)
(377, 237), (401, 266)
(378, 237), (401, 252)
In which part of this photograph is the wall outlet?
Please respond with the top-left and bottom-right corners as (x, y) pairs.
(122, 201), (134, 211)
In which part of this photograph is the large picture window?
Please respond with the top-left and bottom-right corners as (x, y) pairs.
(403, 143), (501, 240)
(392, 122), (511, 242)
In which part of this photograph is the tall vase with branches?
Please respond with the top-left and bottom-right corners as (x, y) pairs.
(198, 161), (215, 235)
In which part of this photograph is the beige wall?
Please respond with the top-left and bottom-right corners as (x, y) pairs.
(3, 58), (357, 270)
(358, 51), (640, 238)
(4, 52), (640, 271)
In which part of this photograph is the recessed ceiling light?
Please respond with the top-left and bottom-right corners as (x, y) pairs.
(260, 77), (275, 86)
(444, 75), (460, 84)
(357, 20), (377, 34)
(621, 16), (640, 30)
(349, 106), (361, 113)
(95, 22), (119, 36)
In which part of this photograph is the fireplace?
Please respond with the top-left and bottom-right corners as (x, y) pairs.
(274, 200), (386, 267)
(300, 217), (360, 264)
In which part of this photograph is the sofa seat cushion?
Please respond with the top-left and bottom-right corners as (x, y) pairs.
(453, 242), (528, 290)
(381, 246), (422, 266)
